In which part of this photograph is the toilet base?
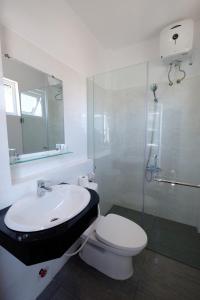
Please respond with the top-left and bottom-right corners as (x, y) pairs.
(79, 241), (133, 280)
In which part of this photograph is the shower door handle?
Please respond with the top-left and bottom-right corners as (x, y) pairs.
(154, 178), (200, 188)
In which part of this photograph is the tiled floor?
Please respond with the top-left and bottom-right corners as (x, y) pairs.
(38, 205), (200, 300)
(38, 249), (200, 300)
(109, 205), (200, 269)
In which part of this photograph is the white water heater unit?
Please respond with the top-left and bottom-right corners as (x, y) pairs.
(160, 19), (194, 64)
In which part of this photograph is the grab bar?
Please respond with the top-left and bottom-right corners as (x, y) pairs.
(154, 178), (200, 188)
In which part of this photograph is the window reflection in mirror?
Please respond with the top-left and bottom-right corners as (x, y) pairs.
(2, 55), (65, 162)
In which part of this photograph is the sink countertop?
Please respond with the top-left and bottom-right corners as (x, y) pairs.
(0, 188), (99, 265)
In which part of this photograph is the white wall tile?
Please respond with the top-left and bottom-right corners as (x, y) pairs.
(0, 20), (93, 300)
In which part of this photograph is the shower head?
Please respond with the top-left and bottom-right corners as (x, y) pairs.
(150, 83), (157, 92)
(150, 83), (158, 103)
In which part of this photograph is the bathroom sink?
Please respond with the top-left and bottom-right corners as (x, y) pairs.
(4, 184), (90, 232)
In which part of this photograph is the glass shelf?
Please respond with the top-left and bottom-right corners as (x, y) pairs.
(10, 150), (73, 165)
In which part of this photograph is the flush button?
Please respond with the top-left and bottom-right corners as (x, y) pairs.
(172, 33), (179, 40)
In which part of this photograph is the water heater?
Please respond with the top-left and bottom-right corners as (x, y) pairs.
(160, 19), (194, 64)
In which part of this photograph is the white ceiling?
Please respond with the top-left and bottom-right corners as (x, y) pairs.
(66, 0), (200, 50)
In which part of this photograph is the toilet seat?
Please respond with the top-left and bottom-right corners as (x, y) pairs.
(96, 214), (147, 252)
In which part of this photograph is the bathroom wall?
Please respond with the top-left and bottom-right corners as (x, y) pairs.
(89, 18), (200, 225)
(0, 6), (107, 298)
(105, 19), (200, 71)
(0, 3), (200, 298)
(90, 63), (147, 215)
(0, 0), (107, 76)
(0, 26), (90, 198)
(90, 19), (200, 228)
(0, 16), (95, 300)
(112, 20), (200, 229)
(91, 55), (200, 228)
(145, 54), (200, 228)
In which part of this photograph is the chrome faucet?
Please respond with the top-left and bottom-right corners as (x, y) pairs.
(37, 180), (53, 197)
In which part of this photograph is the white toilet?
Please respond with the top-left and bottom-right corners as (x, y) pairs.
(79, 213), (147, 280)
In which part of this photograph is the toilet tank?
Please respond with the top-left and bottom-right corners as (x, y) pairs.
(160, 19), (194, 63)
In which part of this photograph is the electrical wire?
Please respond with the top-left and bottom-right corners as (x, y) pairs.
(168, 63), (173, 86)
(176, 63), (186, 84)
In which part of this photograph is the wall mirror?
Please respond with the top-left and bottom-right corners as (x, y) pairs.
(2, 55), (67, 164)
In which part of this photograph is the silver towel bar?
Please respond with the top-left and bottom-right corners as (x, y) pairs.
(154, 178), (200, 189)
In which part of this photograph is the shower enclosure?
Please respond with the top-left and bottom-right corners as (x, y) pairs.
(87, 55), (200, 269)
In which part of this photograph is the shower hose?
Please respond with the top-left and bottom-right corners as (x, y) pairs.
(64, 205), (100, 257)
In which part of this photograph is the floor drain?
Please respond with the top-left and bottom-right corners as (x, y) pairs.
(50, 217), (59, 222)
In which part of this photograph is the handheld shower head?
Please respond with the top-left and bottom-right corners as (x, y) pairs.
(150, 83), (158, 103)
(150, 83), (157, 92)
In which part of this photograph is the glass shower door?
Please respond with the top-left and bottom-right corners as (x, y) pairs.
(88, 63), (147, 218)
(144, 58), (200, 269)
(88, 56), (200, 269)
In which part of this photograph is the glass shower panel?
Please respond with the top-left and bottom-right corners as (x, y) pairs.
(144, 56), (200, 268)
(88, 63), (147, 215)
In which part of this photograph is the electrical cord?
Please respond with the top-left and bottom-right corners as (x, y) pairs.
(176, 63), (186, 84)
(168, 63), (173, 86)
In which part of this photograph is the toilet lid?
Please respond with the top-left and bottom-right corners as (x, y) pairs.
(96, 214), (147, 251)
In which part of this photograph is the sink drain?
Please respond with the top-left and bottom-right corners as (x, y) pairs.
(50, 217), (59, 222)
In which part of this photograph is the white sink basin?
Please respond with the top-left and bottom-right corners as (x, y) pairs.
(4, 184), (90, 232)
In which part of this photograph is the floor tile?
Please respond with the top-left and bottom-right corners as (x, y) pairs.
(136, 250), (200, 300)
(37, 279), (61, 300)
(38, 205), (200, 300)
(38, 250), (200, 300)
(58, 256), (138, 300)
(52, 286), (79, 300)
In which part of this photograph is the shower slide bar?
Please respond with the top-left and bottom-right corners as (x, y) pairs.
(154, 178), (200, 188)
